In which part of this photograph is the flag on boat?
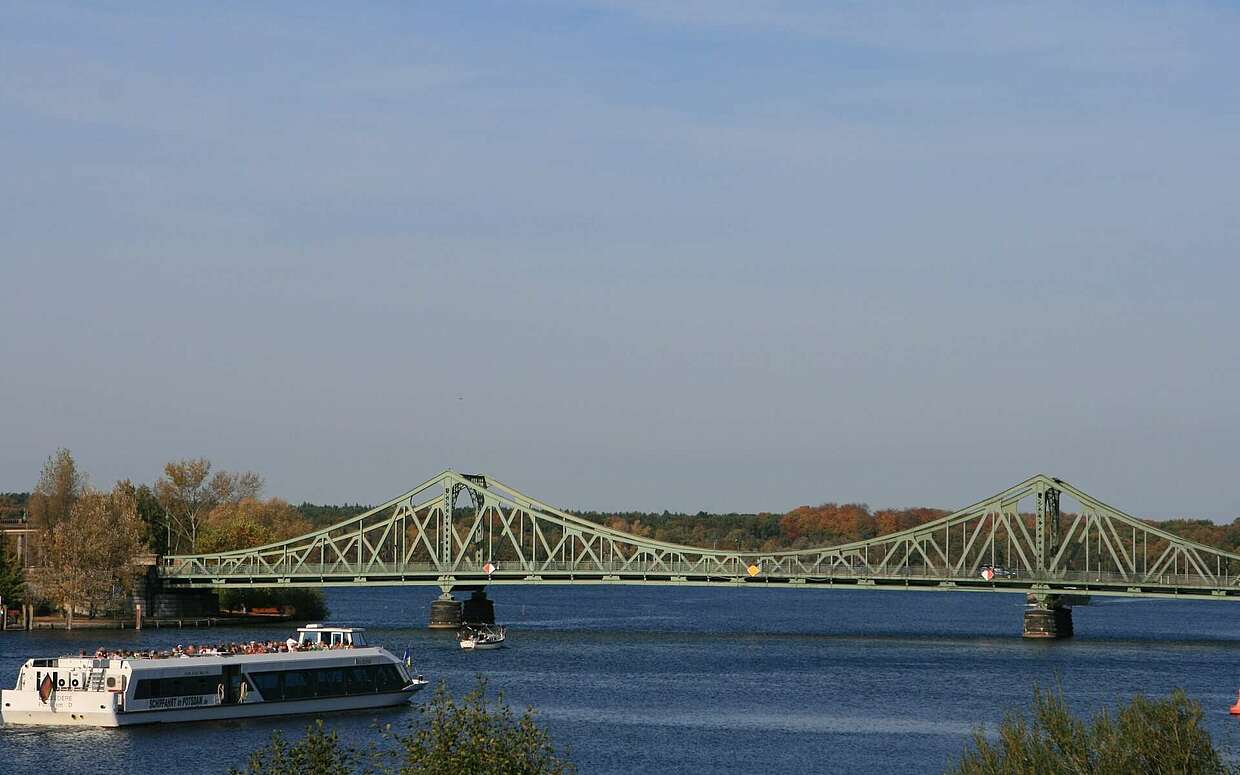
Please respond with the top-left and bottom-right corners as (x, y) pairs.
(402, 647), (411, 667)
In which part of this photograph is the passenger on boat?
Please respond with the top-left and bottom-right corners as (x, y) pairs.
(83, 638), (352, 662)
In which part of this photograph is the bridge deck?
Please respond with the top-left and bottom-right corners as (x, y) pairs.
(160, 563), (1240, 601)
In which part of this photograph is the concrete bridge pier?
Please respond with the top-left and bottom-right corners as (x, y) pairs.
(461, 589), (495, 625)
(1022, 593), (1074, 639)
(427, 588), (496, 629)
(428, 590), (463, 629)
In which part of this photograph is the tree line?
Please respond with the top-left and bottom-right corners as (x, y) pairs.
(575, 504), (1240, 557)
(572, 504), (953, 552)
(1, 449), (327, 626)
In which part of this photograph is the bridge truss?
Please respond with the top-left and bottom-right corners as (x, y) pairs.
(160, 471), (1240, 600)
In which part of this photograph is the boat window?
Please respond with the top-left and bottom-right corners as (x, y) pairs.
(345, 666), (373, 694)
(330, 632), (343, 646)
(282, 670), (315, 699)
(351, 632), (366, 646)
(298, 630), (321, 645)
(316, 668), (347, 697)
(251, 671), (282, 701)
(375, 665), (406, 692)
(134, 674), (221, 700)
(134, 679), (154, 700)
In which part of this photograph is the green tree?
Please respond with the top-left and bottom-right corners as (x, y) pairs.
(232, 721), (352, 775)
(393, 678), (574, 775)
(233, 678), (574, 775)
(116, 480), (166, 554)
(948, 686), (1230, 775)
(0, 541), (24, 608)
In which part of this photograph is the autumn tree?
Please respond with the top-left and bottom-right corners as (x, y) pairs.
(198, 497), (324, 617)
(27, 449), (85, 558)
(198, 498), (312, 554)
(155, 458), (263, 553)
(875, 507), (948, 536)
(28, 484), (146, 628)
(779, 503), (875, 546)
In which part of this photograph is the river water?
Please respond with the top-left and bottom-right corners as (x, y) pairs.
(2, 586), (1240, 774)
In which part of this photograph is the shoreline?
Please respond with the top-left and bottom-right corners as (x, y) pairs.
(0, 613), (294, 632)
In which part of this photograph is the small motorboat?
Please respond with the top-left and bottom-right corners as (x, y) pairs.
(458, 624), (506, 650)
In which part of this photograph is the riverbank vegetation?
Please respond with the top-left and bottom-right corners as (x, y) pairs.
(0, 538), (23, 607)
(946, 687), (1232, 774)
(232, 678), (574, 775)
(4, 449), (326, 625)
(26, 483), (146, 627)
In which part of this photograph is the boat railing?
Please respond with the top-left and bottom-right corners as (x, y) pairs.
(81, 641), (358, 662)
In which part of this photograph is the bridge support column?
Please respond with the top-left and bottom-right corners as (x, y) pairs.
(428, 591), (462, 629)
(1023, 593), (1073, 639)
(462, 589), (495, 625)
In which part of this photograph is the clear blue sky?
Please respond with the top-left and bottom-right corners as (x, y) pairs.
(2, 1), (1238, 517)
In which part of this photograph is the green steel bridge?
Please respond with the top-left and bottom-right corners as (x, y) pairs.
(158, 470), (1240, 636)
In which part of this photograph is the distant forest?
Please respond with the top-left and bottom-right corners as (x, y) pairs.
(295, 502), (375, 529)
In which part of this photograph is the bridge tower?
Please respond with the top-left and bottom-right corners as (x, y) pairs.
(1025, 481), (1072, 638)
(429, 477), (463, 627)
(427, 475), (495, 629)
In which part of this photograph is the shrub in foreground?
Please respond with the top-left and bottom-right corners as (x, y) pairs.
(232, 677), (574, 775)
(948, 686), (1231, 775)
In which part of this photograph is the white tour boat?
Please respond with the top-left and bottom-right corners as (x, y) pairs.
(0, 624), (427, 727)
(457, 623), (506, 650)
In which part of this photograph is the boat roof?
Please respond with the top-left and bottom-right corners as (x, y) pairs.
(298, 623), (365, 632)
(120, 647), (387, 669)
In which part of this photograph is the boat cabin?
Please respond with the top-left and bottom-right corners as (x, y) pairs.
(296, 624), (367, 648)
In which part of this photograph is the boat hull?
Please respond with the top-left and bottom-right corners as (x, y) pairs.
(1, 685), (425, 728)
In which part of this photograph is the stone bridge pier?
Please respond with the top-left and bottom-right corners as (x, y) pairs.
(428, 587), (495, 629)
(1022, 593), (1074, 639)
